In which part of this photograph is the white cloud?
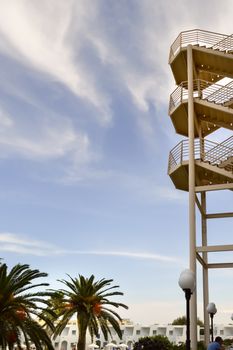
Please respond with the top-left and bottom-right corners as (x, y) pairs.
(1, 0), (233, 123)
(0, 0), (112, 125)
(0, 0), (192, 144)
(0, 107), (94, 168)
(0, 0), (232, 174)
(0, 233), (56, 256)
(0, 233), (179, 263)
(74, 250), (179, 263)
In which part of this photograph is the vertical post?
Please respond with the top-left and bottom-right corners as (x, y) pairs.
(201, 192), (210, 347)
(210, 314), (214, 342)
(185, 289), (192, 350)
(187, 44), (197, 350)
(197, 80), (202, 99)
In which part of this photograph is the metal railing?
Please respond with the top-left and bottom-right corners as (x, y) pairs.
(204, 139), (232, 165)
(206, 136), (233, 159)
(169, 29), (233, 63)
(219, 135), (233, 149)
(169, 79), (233, 114)
(212, 34), (233, 51)
(168, 138), (233, 174)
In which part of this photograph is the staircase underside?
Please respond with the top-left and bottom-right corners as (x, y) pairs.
(170, 99), (233, 137)
(169, 160), (233, 191)
(170, 46), (233, 85)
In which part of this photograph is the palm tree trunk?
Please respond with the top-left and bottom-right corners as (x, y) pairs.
(77, 315), (89, 350)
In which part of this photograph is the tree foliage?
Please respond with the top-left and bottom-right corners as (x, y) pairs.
(223, 338), (233, 347)
(133, 337), (206, 350)
(172, 316), (204, 327)
(172, 342), (206, 350)
(133, 336), (173, 350)
(52, 274), (128, 350)
(0, 263), (55, 350)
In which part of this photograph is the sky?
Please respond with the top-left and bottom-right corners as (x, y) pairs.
(0, 0), (232, 326)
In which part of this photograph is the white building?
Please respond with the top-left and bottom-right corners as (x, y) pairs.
(51, 320), (233, 350)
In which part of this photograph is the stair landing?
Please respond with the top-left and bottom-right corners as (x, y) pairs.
(170, 45), (233, 85)
(169, 160), (233, 192)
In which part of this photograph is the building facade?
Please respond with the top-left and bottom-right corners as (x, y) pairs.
(51, 320), (233, 350)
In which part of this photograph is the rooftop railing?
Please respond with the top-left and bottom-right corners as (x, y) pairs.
(169, 29), (232, 63)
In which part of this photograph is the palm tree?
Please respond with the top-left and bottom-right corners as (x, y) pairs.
(0, 262), (55, 350)
(53, 274), (128, 350)
(42, 291), (65, 337)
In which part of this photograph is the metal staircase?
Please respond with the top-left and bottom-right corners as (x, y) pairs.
(169, 79), (233, 137)
(167, 29), (233, 350)
(169, 29), (233, 85)
(168, 137), (233, 191)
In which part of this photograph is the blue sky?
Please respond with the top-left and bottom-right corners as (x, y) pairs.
(0, 0), (232, 325)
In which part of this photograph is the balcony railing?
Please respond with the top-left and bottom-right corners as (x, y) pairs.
(169, 29), (233, 63)
(169, 79), (233, 114)
(168, 138), (233, 174)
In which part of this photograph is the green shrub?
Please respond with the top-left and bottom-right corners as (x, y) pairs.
(133, 336), (206, 350)
(133, 336), (173, 350)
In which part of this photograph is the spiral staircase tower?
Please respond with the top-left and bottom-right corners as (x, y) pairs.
(168, 30), (233, 350)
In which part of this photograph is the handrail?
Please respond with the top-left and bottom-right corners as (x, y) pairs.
(205, 136), (233, 158)
(204, 139), (232, 164)
(219, 135), (233, 148)
(212, 34), (233, 51)
(169, 79), (233, 114)
(168, 138), (233, 174)
(169, 29), (232, 63)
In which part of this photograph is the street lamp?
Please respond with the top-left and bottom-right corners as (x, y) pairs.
(179, 269), (196, 350)
(207, 302), (217, 342)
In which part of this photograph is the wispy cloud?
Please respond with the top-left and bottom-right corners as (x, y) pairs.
(0, 233), (179, 263)
(0, 106), (95, 169)
(0, 0), (184, 148)
(1, 1), (233, 132)
(60, 167), (187, 203)
(74, 251), (178, 262)
(0, 0), (112, 125)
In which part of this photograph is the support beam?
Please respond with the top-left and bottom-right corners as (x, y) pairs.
(195, 194), (205, 216)
(201, 192), (209, 348)
(206, 212), (233, 219)
(196, 245), (233, 253)
(196, 252), (207, 268)
(208, 263), (233, 269)
(195, 183), (233, 192)
(187, 44), (197, 350)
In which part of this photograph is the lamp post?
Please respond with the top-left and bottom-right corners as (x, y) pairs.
(207, 302), (217, 342)
(179, 269), (196, 350)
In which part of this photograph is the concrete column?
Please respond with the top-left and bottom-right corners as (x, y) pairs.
(201, 192), (210, 347)
(187, 44), (197, 350)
